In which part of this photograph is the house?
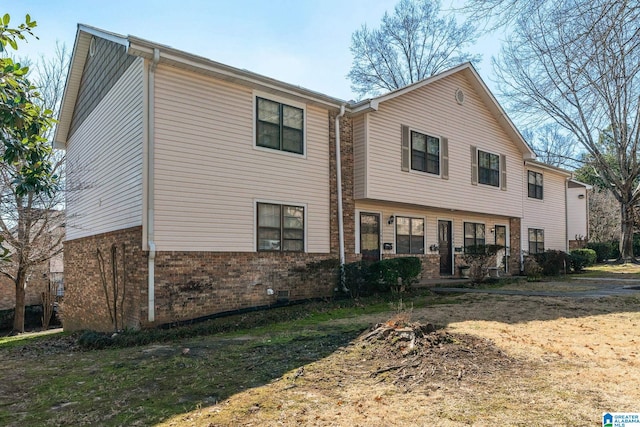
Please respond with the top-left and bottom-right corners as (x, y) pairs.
(567, 180), (592, 249)
(55, 25), (588, 332)
(0, 214), (64, 313)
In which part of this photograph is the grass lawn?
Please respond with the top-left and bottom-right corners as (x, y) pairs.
(1, 285), (639, 426)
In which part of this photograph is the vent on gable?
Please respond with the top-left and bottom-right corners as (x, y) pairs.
(89, 36), (97, 57)
(455, 88), (465, 105)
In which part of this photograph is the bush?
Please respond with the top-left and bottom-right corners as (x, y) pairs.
(343, 257), (422, 296)
(343, 261), (378, 298)
(523, 256), (542, 281)
(570, 248), (597, 272)
(586, 241), (620, 263)
(533, 250), (570, 276)
(78, 331), (114, 350)
(461, 244), (503, 283)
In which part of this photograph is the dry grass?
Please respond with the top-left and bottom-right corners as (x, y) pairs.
(583, 263), (640, 277)
(497, 280), (599, 292)
(159, 293), (640, 426)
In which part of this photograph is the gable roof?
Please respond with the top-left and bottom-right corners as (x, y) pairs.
(350, 63), (536, 159)
(524, 159), (573, 177)
(55, 26), (535, 161)
(54, 24), (347, 148)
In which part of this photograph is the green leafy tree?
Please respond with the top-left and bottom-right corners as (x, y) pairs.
(1, 13), (56, 197)
(1, 13), (59, 333)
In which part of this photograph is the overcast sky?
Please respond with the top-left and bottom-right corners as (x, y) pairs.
(4, 0), (503, 101)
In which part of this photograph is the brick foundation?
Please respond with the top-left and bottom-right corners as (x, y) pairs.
(63, 226), (340, 331)
(63, 227), (146, 331)
(509, 218), (522, 274)
(151, 252), (337, 325)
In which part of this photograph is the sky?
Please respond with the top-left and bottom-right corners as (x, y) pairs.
(4, 0), (503, 102)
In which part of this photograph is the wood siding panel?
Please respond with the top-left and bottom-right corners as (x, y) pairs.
(522, 166), (567, 251)
(69, 37), (136, 137)
(355, 200), (513, 255)
(364, 73), (524, 218)
(153, 65), (330, 253)
(66, 58), (145, 240)
(567, 187), (588, 241)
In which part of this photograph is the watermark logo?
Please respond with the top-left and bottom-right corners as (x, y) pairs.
(603, 413), (640, 427)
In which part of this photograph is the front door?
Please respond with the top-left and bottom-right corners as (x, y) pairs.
(360, 212), (381, 262)
(495, 225), (507, 272)
(438, 220), (453, 275)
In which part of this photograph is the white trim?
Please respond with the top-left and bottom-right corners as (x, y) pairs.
(392, 214), (427, 255)
(255, 199), (308, 253)
(524, 159), (572, 177)
(252, 90), (307, 159)
(526, 169), (545, 202)
(476, 148), (502, 189)
(407, 127), (442, 178)
(462, 220), (487, 251)
(363, 114), (370, 199)
(493, 223), (510, 272)
(78, 24), (129, 46)
(436, 218), (455, 275)
(526, 226), (546, 254)
(355, 209), (383, 255)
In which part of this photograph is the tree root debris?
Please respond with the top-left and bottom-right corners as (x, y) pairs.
(357, 317), (517, 392)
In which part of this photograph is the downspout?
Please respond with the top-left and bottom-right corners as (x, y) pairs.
(565, 177), (570, 252)
(335, 105), (347, 291)
(147, 48), (160, 322)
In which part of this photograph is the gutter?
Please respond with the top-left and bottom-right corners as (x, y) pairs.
(147, 48), (160, 322)
(335, 105), (347, 291)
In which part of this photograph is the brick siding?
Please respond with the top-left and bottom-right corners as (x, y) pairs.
(63, 226), (340, 331)
(64, 111), (355, 331)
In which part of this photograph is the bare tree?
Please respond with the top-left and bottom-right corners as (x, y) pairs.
(348, 0), (481, 98)
(588, 189), (620, 243)
(521, 123), (581, 169)
(485, 0), (640, 261)
(0, 42), (68, 333)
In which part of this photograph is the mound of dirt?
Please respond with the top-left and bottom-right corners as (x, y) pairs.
(357, 317), (518, 392)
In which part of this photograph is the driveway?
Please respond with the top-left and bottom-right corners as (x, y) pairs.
(431, 276), (640, 298)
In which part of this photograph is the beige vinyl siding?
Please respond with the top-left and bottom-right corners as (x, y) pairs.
(355, 200), (512, 255)
(364, 73), (524, 218)
(65, 58), (144, 240)
(522, 167), (567, 252)
(567, 186), (588, 240)
(153, 65), (330, 253)
(353, 115), (366, 199)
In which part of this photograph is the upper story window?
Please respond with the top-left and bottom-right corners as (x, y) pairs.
(528, 228), (544, 254)
(478, 150), (500, 187)
(396, 216), (425, 254)
(257, 202), (304, 252)
(464, 222), (485, 253)
(411, 131), (440, 175)
(256, 97), (304, 155)
(528, 171), (543, 199)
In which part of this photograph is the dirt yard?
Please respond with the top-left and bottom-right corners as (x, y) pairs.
(1, 278), (639, 426)
(158, 291), (640, 426)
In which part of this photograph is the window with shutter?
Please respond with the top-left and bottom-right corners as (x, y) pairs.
(401, 125), (410, 172)
(441, 137), (449, 180)
(470, 145), (478, 185)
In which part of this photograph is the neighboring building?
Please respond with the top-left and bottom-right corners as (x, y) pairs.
(567, 180), (592, 249)
(55, 25), (588, 331)
(0, 218), (64, 312)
